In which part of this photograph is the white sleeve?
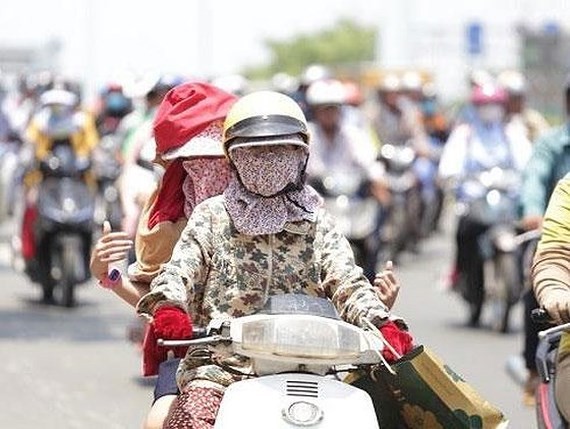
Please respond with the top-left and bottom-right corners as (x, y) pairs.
(505, 121), (532, 171)
(438, 125), (469, 179)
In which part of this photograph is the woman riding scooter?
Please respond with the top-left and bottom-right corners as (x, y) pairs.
(91, 84), (404, 429)
(135, 90), (414, 428)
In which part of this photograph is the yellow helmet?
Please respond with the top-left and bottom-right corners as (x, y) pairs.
(223, 90), (309, 156)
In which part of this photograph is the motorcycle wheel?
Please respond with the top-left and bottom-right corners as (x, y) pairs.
(468, 285), (485, 327)
(383, 200), (408, 263)
(60, 244), (78, 308)
(491, 253), (520, 333)
(49, 241), (78, 308)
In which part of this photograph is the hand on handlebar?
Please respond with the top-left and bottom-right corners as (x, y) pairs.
(142, 306), (193, 376)
(541, 290), (570, 324)
(378, 320), (414, 362)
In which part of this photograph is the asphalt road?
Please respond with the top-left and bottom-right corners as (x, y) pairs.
(0, 214), (535, 428)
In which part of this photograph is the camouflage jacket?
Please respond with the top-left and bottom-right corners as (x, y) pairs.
(136, 195), (392, 389)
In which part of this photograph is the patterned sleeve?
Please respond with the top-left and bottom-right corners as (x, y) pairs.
(317, 210), (392, 328)
(136, 202), (215, 316)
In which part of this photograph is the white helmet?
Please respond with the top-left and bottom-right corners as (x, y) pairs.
(300, 64), (332, 87)
(39, 89), (78, 108)
(306, 79), (346, 106)
(497, 70), (526, 95)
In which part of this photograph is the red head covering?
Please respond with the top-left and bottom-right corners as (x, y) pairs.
(153, 81), (237, 156)
(148, 82), (237, 229)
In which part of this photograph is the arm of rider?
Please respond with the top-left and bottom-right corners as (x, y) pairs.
(540, 288), (570, 324)
(89, 220), (140, 306)
(319, 215), (413, 361)
(532, 176), (570, 324)
(374, 260), (400, 310)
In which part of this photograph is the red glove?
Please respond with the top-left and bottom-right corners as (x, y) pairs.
(379, 321), (414, 362)
(142, 306), (193, 376)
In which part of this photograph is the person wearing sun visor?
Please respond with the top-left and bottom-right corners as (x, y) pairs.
(135, 90), (414, 429)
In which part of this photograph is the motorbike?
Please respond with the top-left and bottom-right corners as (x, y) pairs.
(158, 294), (387, 428)
(92, 134), (123, 230)
(378, 141), (422, 263)
(532, 309), (570, 429)
(455, 167), (525, 332)
(33, 142), (95, 306)
(309, 170), (383, 281)
(413, 136), (446, 238)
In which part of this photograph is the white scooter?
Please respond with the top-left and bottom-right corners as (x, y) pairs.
(159, 294), (388, 428)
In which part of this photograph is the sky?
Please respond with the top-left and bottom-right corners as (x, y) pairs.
(1, 0), (569, 99)
(0, 1), (384, 85)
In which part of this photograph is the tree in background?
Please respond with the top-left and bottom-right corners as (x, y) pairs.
(244, 19), (377, 80)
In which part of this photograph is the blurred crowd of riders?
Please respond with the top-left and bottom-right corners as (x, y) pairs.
(0, 64), (562, 408)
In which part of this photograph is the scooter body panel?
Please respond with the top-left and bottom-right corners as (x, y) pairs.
(214, 372), (379, 428)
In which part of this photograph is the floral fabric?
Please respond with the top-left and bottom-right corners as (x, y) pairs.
(137, 195), (392, 390)
(224, 145), (322, 235)
(182, 158), (231, 218)
(163, 385), (224, 429)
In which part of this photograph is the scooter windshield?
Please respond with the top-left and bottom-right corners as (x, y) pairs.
(258, 294), (340, 320)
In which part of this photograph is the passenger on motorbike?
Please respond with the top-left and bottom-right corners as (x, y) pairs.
(510, 72), (562, 406)
(118, 74), (182, 240)
(438, 83), (532, 325)
(94, 83), (133, 137)
(498, 69), (550, 144)
(134, 90), (414, 429)
(305, 78), (389, 280)
(90, 81), (238, 429)
(531, 173), (570, 424)
(19, 86), (99, 284)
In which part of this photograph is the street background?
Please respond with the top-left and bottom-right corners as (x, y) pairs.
(0, 211), (534, 428)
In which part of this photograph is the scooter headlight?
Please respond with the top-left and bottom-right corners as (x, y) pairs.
(282, 401), (323, 426)
(238, 315), (362, 361)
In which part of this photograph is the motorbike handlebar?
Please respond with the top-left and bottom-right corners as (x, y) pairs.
(531, 308), (550, 323)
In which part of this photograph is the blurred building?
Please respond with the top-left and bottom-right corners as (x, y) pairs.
(377, 0), (570, 117)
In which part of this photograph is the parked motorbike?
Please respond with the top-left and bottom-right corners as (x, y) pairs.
(92, 134), (123, 230)
(532, 309), (570, 429)
(378, 141), (422, 263)
(158, 294), (387, 428)
(34, 143), (95, 306)
(310, 170), (383, 281)
(456, 167), (523, 332)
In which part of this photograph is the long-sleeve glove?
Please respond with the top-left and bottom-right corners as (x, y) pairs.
(542, 289), (570, 324)
(142, 306), (193, 376)
(379, 320), (414, 362)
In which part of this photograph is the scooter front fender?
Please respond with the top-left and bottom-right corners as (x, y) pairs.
(214, 373), (379, 428)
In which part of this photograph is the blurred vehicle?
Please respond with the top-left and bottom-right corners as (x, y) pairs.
(455, 167), (523, 332)
(33, 143), (95, 306)
(92, 134), (123, 230)
(310, 170), (382, 280)
(378, 140), (422, 263)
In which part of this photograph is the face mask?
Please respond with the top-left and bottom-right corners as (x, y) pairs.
(181, 157), (231, 216)
(231, 145), (306, 197)
(477, 104), (504, 124)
